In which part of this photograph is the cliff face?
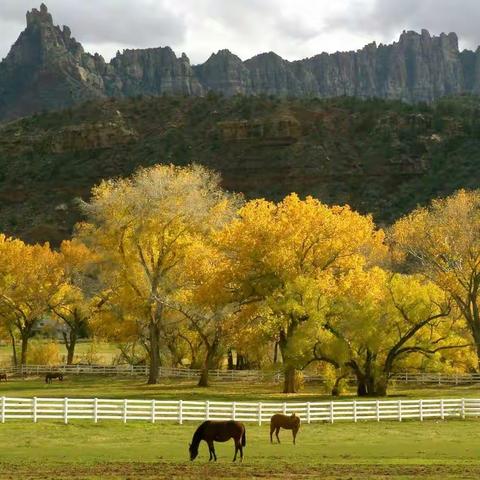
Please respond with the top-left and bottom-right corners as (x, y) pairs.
(1, 4), (480, 122)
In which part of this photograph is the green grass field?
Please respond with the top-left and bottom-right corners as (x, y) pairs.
(1, 376), (480, 478)
(1, 420), (480, 479)
(1, 374), (480, 401)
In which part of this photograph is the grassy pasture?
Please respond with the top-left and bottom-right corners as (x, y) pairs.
(1, 374), (480, 401)
(1, 420), (480, 479)
(1, 376), (480, 478)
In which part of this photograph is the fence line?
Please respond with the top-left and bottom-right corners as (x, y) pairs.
(0, 396), (479, 425)
(2, 364), (480, 385)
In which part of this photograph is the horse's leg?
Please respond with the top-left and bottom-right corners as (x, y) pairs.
(208, 441), (214, 461)
(293, 428), (297, 445)
(270, 424), (274, 443)
(275, 427), (280, 444)
(233, 440), (238, 462)
(212, 443), (217, 462)
(239, 440), (243, 463)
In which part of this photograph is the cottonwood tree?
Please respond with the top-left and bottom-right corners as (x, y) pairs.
(311, 269), (465, 396)
(78, 164), (239, 384)
(391, 190), (480, 369)
(167, 240), (241, 387)
(49, 240), (98, 364)
(219, 194), (385, 393)
(0, 235), (64, 365)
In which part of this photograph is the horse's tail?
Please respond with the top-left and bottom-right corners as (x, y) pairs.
(242, 428), (246, 447)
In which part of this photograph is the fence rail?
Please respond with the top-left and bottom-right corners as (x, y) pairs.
(0, 396), (479, 425)
(2, 364), (480, 385)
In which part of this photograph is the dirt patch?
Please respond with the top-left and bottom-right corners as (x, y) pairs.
(1, 463), (480, 479)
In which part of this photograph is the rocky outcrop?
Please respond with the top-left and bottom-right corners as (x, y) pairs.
(0, 4), (106, 120)
(2, 5), (480, 122)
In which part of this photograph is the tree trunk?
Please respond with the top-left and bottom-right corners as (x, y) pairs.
(227, 349), (234, 370)
(147, 320), (161, 384)
(198, 342), (218, 387)
(273, 341), (279, 364)
(20, 333), (29, 366)
(471, 321), (480, 371)
(8, 328), (17, 367)
(283, 365), (297, 394)
(279, 328), (298, 393)
(63, 330), (77, 365)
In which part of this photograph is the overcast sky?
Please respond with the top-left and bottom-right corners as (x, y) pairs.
(1, 0), (480, 64)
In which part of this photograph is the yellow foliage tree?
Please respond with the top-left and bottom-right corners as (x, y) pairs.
(312, 269), (465, 396)
(50, 240), (99, 364)
(78, 164), (239, 383)
(0, 235), (64, 365)
(219, 194), (385, 392)
(391, 190), (480, 368)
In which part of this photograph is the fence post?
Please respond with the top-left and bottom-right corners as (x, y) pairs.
(258, 402), (262, 426)
(206, 400), (210, 420)
(440, 399), (444, 420)
(94, 398), (98, 423)
(123, 399), (128, 423)
(330, 401), (334, 424)
(1, 396), (5, 423)
(419, 399), (423, 421)
(438, 373), (441, 386)
(64, 397), (69, 424)
(283, 402), (287, 415)
(353, 400), (357, 423)
(398, 400), (402, 422)
(461, 398), (465, 419)
(307, 402), (311, 424)
(178, 400), (183, 425)
(232, 401), (236, 421)
(33, 397), (37, 423)
(376, 400), (380, 422)
(149, 400), (155, 424)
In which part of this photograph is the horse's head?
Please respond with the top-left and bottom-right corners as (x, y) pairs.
(189, 442), (198, 461)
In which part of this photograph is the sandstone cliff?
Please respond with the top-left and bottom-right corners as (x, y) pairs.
(3, 5), (480, 121)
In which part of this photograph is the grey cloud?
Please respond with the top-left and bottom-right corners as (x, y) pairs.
(328, 0), (480, 50)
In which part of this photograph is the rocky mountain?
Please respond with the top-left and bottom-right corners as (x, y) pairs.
(1, 93), (480, 245)
(2, 4), (480, 121)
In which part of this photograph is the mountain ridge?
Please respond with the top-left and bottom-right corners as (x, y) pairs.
(2, 4), (480, 121)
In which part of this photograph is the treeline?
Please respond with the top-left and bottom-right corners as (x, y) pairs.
(0, 164), (479, 395)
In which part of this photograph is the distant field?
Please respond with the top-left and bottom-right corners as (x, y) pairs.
(0, 340), (121, 366)
(1, 375), (480, 402)
(1, 420), (480, 479)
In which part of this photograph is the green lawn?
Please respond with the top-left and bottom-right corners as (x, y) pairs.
(1, 420), (480, 479)
(1, 377), (480, 478)
(1, 375), (480, 402)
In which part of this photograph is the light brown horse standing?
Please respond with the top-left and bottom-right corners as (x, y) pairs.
(270, 413), (301, 444)
(189, 420), (246, 462)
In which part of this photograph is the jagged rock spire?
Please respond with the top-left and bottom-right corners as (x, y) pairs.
(26, 3), (53, 27)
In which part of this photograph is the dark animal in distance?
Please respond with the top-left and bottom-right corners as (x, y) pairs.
(189, 420), (246, 462)
(270, 413), (301, 444)
(0, 373), (7, 381)
(45, 372), (64, 384)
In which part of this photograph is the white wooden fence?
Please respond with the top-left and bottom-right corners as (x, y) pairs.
(2, 364), (480, 385)
(0, 397), (479, 425)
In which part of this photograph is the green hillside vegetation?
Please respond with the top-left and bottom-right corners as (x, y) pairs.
(1, 94), (480, 245)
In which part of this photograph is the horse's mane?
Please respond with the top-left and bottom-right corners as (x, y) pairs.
(191, 421), (208, 449)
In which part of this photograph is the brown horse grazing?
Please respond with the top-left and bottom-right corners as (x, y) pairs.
(189, 420), (246, 462)
(270, 413), (301, 444)
(0, 373), (7, 381)
(45, 372), (64, 384)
